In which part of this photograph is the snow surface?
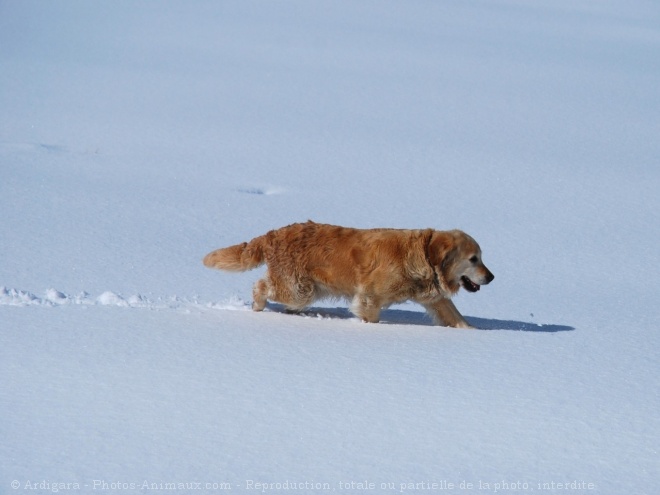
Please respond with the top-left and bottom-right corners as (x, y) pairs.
(1, 1), (659, 493)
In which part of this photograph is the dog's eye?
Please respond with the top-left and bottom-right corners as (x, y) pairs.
(469, 256), (478, 264)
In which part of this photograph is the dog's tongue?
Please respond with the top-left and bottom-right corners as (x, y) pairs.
(462, 276), (480, 292)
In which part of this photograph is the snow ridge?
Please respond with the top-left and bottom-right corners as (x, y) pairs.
(0, 286), (250, 312)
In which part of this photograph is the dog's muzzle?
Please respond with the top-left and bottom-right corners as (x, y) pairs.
(461, 270), (494, 292)
(461, 276), (481, 292)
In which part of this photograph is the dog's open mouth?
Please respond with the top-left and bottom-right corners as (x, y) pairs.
(461, 276), (480, 292)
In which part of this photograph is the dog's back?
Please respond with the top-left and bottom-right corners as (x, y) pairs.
(204, 220), (433, 299)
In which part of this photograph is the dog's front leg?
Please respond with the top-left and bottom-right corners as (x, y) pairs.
(424, 298), (473, 329)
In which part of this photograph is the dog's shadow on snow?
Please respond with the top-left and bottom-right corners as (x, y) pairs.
(266, 304), (574, 333)
(464, 316), (574, 332)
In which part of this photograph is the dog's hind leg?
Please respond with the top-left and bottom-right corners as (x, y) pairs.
(262, 273), (317, 313)
(351, 292), (383, 323)
(252, 278), (269, 311)
(286, 278), (317, 312)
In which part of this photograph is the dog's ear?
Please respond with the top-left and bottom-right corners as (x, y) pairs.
(427, 231), (461, 294)
(427, 231), (455, 268)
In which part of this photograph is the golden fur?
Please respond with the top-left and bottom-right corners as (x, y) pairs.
(203, 221), (493, 328)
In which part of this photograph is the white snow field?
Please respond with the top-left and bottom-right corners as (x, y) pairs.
(1, 1), (659, 494)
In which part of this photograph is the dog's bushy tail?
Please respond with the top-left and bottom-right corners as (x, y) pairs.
(203, 235), (267, 272)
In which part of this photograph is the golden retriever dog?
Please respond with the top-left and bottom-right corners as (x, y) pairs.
(203, 221), (494, 328)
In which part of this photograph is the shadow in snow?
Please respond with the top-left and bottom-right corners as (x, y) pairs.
(466, 316), (574, 332)
(265, 303), (574, 332)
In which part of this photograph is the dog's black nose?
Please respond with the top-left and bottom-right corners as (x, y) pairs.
(486, 271), (494, 283)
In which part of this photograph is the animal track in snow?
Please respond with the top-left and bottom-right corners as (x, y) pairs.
(236, 185), (284, 196)
(0, 142), (67, 154)
(0, 287), (250, 312)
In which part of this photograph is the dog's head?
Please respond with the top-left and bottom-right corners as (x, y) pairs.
(427, 230), (494, 295)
